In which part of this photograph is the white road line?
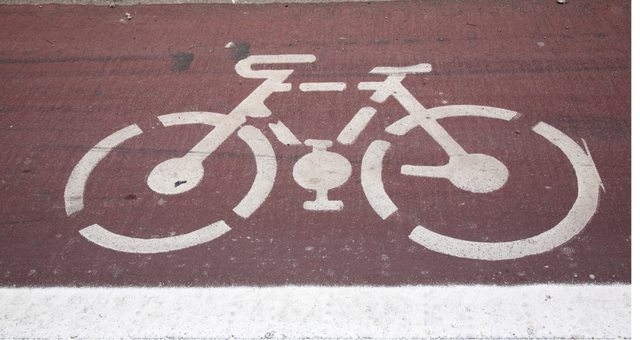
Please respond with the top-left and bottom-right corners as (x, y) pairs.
(386, 105), (520, 137)
(268, 121), (302, 145)
(299, 82), (346, 92)
(233, 125), (277, 218)
(361, 140), (397, 219)
(78, 221), (231, 254)
(64, 124), (142, 215)
(337, 106), (376, 145)
(0, 285), (629, 338)
(235, 54), (316, 81)
(158, 111), (227, 126)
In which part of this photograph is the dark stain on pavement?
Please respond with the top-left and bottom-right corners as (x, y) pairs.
(228, 42), (251, 61)
(170, 52), (194, 72)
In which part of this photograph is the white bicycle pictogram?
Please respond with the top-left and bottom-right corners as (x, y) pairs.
(64, 54), (603, 260)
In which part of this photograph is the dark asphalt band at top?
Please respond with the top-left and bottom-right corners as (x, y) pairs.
(0, 0), (630, 286)
(3, 0), (380, 5)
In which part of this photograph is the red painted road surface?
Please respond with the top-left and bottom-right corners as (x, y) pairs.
(0, 0), (630, 286)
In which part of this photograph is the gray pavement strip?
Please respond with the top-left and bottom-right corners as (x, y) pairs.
(2, 0), (390, 5)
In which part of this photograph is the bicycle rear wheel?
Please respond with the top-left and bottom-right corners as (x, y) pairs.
(64, 111), (276, 254)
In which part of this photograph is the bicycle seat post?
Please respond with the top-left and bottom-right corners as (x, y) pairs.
(358, 63), (432, 103)
(293, 139), (352, 212)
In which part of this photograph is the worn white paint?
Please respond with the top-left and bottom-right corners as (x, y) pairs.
(299, 82), (346, 92)
(66, 58), (605, 261)
(293, 140), (351, 211)
(408, 122), (603, 260)
(361, 75), (473, 157)
(384, 106), (518, 193)
(232, 125), (277, 218)
(158, 111), (227, 126)
(337, 106), (377, 145)
(386, 105), (519, 134)
(385, 106), (519, 182)
(147, 156), (206, 195)
(361, 93), (518, 215)
(235, 54), (316, 82)
(149, 117), (244, 193)
(360, 100), (602, 259)
(150, 119), (276, 217)
(149, 111), (246, 195)
(78, 221), (231, 254)
(65, 124), (142, 215)
(148, 55), (316, 193)
(401, 153), (509, 193)
(148, 112), (272, 197)
(158, 112), (277, 214)
(268, 121), (302, 145)
(66, 111), (275, 253)
(361, 140), (397, 219)
(0, 285), (629, 338)
(303, 138), (333, 151)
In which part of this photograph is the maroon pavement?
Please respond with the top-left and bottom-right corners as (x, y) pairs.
(0, 0), (630, 286)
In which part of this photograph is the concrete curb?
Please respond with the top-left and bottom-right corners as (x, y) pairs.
(0, 285), (631, 338)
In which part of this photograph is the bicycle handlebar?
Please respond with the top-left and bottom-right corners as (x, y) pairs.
(235, 54), (317, 80)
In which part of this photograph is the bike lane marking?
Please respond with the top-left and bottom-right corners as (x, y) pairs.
(63, 75), (609, 258)
(293, 139), (352, 211)
(361, 140), (397, 219)
(64, 125), (143, 215)
(233, 125), (278, 218)
(337, 106), (377, 145)
(299, 82), (346, 92)
(156, 111), (278, 218)
(409, 123), (603, 260)
(79, 221), (231, 254)
(268, 121), (303, 145)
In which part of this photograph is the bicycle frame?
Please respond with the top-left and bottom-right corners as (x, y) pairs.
(64, 53), (603, 260)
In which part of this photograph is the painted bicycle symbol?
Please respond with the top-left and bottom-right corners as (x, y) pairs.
(64, 54), (603, 260)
